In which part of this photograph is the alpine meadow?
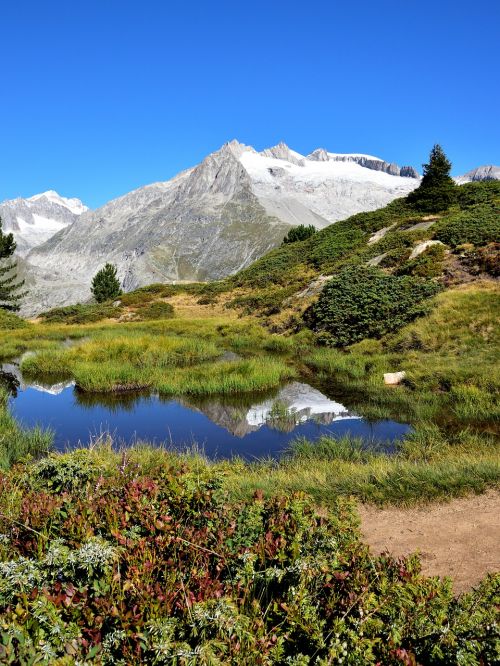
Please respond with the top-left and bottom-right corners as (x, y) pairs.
(0, 2), (499, 663)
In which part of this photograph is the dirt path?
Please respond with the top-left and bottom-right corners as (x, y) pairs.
(359, 490), (500, 595)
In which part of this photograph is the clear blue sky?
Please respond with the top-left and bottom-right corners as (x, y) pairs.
(1, 0), (499, 209)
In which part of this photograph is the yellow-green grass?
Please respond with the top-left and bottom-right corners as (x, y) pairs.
(304, 283), (500, 427)
(18, 325), (297, 395)
(21, 424), (498, 507)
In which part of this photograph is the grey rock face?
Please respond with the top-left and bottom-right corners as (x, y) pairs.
(307, 150), (420, 178)
(22, 141), (421, 315)
(307, 148), (330, 161)
(456, 165), (500, 183)
(261, 142), (305, 166)
(400, 166), (420, 179)
(0, 191), (87, 256)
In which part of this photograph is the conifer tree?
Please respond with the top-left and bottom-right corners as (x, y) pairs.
(0, 217), (26, 312)
(407, 144), (456, 212)
(91, 263), (122, 303)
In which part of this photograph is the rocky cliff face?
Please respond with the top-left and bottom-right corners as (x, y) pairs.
(0, 191), (87, 256)
(21, 141), (422, 314)
(455, 165), (500, 183)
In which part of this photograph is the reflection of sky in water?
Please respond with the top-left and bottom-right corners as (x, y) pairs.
(3, 365), (411, 460)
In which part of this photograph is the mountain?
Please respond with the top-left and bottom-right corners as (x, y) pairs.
(22, 141), (420, 314)
(0, 190), (88, 256)
(455, 165), (500, 184)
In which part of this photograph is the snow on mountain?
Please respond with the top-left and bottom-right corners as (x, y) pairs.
(28, 190), (88, 215)
(0, 190), (88, 256)
(22, 140), (421, 314)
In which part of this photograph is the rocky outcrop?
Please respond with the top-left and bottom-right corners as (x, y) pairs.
(456, 165), (500, 183)
(409, 240), (444, 260)
(400, 166), (420, 179)
(307, 150), (419, 178)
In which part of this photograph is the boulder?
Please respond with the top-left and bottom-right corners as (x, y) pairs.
(384, 371), (406, 385)
(409, 240), (444, 260)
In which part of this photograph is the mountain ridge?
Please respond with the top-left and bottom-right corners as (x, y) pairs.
(3, 141), (498, 315)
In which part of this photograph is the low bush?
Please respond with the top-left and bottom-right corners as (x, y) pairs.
(434, 204), (500, 247)
(0, 310), (28, 330)
(40, 303), (123, 324)
(282, 223), (316, 244)
(460, 242), (500, 277)
(0, 450), (497, 664)
(304, 266), (441, 346)
(133, 301), (174, 320)
(396, 244), (446, 278)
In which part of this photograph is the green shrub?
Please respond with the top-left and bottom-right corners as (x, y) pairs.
(0, 450), (497, 664)
(396, 244), (446, 278)
(0, 310), (28, 330)
(282, 224), (316, 244)
(456, 180), (500, 207)
(434, 204), (500, 247)
(39, 302), (122, 324)
(305, 266), (441, 346)
(134, 301), (174, 320)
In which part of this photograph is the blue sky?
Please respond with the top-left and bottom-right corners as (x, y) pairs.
(1, 0), (499, 209)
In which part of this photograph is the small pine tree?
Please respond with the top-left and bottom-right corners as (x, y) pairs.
(282, 224), (316, 245)
(407, 144), (457, 212)
(0, 217), (26, 312)
(91, 263), (122, 303)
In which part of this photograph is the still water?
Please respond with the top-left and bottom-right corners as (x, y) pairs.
(1, 361), (410, 460)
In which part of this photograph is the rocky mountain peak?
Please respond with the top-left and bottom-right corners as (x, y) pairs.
(400, 166), (420, 179)
(307, 148), (330, 162)
(261, 142), (305, 166)
(220, 139), (255, 159)
(27, 190), (88, 215)
(455, 165), (500, 183)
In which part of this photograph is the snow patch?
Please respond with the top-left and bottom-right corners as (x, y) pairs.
(28, 190), (88, 215)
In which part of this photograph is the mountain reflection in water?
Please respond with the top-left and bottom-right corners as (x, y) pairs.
(2, 361), (410, 460)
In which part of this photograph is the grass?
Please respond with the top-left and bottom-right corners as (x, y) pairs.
(303, 283), (500, 426)
(223, 427), (500, 506)
(0, 389), (52, 469)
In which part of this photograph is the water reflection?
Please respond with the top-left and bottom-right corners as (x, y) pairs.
(2, 360), (411, 459)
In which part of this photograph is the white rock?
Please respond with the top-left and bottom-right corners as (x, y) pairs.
(384, 371), (406, 385)
(409, 240), (444, 260)
(368, 224), (397, 245)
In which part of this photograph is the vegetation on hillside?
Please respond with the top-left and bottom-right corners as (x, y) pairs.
(282, 223), (316, 244)
(215, 178), (499, 333)
(304, 266), (441, 346)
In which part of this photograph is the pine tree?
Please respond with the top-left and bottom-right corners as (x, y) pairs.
(407, 144), (457, 212)
(91, 263), (122, 303)
(0, 217), (26, 312)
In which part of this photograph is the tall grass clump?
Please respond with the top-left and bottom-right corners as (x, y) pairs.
(0, 390), (52, 468)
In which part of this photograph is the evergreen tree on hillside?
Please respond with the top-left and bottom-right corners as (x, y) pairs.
(0, 217), (26, 312)
(91, 263), (122, 303)
(407, 144), (457, 212)
(282, 224), (316, 245)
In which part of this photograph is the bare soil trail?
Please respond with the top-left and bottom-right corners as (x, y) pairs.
(359, 490), (500, 594)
